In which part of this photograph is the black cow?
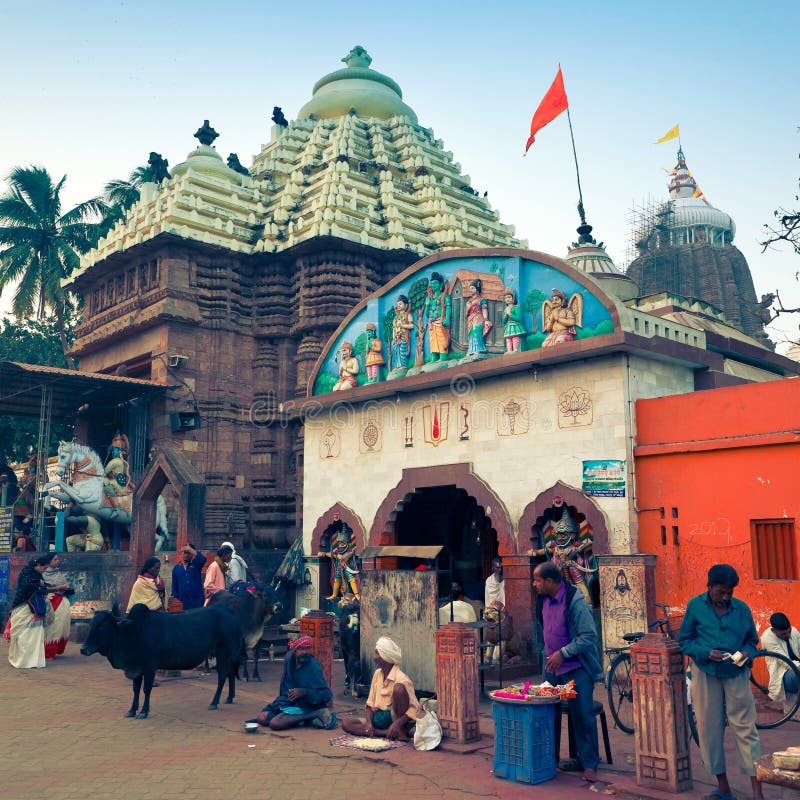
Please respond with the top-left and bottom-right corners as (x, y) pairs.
(81, 603), (242, 719)
(207, 580), (284, 681)
(339, 596), (361, 696)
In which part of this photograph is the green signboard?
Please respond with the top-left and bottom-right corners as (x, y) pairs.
(582, 460), (626, 497)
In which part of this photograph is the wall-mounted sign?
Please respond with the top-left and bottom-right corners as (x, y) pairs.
(0, 556), (9, 605)
(582, 460), (626, 497)
(0, 506), (14, 552)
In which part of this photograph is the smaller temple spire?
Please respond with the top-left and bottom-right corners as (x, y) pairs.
(576, 200), (595, 245)
(194, 120), (219, 147)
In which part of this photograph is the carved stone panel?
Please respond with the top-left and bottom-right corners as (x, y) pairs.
(496, 396), (531, 437)
(557, 386), (594, 428)
(319, 427), (341, 460)
(359, 417), (382, 454)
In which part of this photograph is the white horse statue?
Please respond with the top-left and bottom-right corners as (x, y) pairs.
(43, 441), (133, 525)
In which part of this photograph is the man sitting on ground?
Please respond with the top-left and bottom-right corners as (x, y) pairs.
(342, 636), (419, 740)
(251, 635), (334, 730)
(761, 612), (800, 714)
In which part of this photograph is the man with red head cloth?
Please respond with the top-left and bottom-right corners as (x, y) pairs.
(251, 635), (334, 730)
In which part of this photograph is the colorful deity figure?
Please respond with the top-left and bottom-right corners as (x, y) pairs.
(104, 432), (133, 519)
(364, 323), (386, 384)
(532, 495), (597, 604)
(502, 287), (526, 352)
(389, 294), (414, 376)
(332, 341), (359, 390)
(542, 288), (583, 347)
(424, 271), (451, 362)
(317, 522), (360, 600)
(462, 278), (492, 361)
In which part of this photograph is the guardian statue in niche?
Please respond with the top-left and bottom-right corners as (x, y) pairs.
(542, 288), (583, 347)
(529, 495), (597, 604)
(318, 521), (360, 600)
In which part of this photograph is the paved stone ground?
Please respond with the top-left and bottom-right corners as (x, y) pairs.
(1, 644), (795, 800)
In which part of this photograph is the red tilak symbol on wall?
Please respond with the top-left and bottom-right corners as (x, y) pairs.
(423, 402), (449, 447)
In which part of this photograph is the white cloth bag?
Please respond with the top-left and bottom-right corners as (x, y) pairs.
(413, 699), (443, 751)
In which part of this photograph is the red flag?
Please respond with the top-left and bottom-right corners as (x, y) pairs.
(525, 66), (569, 153)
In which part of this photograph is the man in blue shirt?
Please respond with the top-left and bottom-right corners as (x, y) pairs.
(679, 564), (762, 800)
(171, 544), (207, 610)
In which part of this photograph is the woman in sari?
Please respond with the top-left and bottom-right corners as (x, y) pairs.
(43, 553), (72, 659)
(5, 555), (50, 668)
(203, 545), (232, 605)
(126, 557), (166, 613)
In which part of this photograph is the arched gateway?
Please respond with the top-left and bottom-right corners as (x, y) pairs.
(369, 463), (514, 600)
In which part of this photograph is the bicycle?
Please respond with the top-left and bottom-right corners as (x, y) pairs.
(606, 603), (800, 739)
(605, 603), (677, 734)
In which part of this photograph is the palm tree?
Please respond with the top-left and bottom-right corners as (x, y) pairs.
(98, 164), (153, 233)
(0, 165), (105, 364)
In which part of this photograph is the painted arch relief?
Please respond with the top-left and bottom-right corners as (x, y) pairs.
(311, 252), (615, 395)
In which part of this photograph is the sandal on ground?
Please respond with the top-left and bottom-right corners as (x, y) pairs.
(558, 759), (582, 772)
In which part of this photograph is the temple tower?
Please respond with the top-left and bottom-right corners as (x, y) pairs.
(66, 47), (523, 546)
(625, 149), (768, 343)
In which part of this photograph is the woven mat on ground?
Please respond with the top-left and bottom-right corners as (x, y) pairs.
(329, 734), (408, 752)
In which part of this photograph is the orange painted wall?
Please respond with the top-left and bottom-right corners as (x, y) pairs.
(635, 378), (800, 635)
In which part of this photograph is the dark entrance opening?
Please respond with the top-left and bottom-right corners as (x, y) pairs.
(394, 485), (497, 603)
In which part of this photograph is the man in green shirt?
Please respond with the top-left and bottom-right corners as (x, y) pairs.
(679, 564), (762, 800)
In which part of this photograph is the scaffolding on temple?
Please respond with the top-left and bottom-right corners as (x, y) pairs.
(622, 195), (681, 293)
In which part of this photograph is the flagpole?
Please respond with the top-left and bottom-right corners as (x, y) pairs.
(565, 107), (586, 221)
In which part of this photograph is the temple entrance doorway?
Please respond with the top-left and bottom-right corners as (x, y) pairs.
(394, 485), (498, 605)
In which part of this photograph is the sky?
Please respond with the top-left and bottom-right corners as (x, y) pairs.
(1, 0), (798, 348)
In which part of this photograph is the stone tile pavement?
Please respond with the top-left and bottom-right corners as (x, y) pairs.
(1, 643), (795, 800)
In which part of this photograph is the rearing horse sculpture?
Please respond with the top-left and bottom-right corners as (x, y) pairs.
(43, 441), (133, 525)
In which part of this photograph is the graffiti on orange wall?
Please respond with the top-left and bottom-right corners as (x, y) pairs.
(685, 517), (749, 549)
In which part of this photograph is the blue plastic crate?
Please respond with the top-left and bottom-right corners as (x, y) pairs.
(492, 700), (556, 785)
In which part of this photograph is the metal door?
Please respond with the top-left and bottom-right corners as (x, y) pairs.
(360, 569), (438, 693)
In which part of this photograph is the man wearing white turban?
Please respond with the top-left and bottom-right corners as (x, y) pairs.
(342, 636), (419, 740)
(221, 540), (248, 586)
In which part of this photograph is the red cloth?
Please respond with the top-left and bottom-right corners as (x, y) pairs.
(525, 66), (569, 152)
(289, 635), (313, 651)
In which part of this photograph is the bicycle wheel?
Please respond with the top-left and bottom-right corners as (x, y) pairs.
(750, 649), (800, 729)
(607, 652), (635, 734)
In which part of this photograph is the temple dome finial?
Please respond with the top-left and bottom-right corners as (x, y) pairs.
(297, 47), (418, 122)
(342, 45), (372, 68)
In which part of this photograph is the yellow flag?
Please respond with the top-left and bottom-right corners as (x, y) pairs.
(654, 124), (680, 144)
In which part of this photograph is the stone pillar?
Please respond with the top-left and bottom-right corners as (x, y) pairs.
(597, 554), (656, 660)
(435, 622), (480, 742)
(632, 633), (692, 792)
(299, 610), (334, 693)
(501, 554), (536, 660)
